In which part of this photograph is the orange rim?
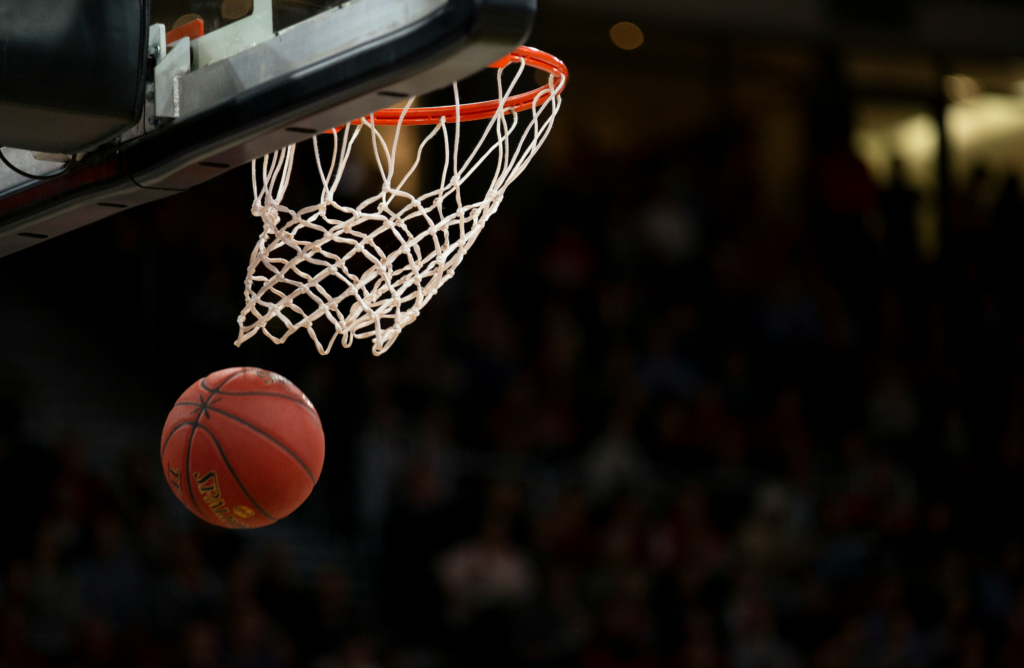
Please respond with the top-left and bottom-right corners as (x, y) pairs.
(339, 46), (568, 129)
(166, 17), (205, 45)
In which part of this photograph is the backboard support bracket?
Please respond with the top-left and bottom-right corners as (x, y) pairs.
(0, 0), (538, 257)
(191, 0), (274, 68)
(155, 38), (192, 119)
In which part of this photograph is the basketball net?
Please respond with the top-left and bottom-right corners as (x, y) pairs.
(236, 47), (567, 355)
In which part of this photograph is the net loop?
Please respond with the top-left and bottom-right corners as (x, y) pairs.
(237, 47), (567, 355)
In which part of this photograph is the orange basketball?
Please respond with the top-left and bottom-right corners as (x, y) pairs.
(161, 367), (325, 529)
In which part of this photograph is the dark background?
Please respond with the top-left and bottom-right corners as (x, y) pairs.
(3, 1), (1024, 667)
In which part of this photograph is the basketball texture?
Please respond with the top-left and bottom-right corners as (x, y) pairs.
(161, 367), (325, 529)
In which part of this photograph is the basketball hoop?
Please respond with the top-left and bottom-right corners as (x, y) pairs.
(236, 46), (568, 355)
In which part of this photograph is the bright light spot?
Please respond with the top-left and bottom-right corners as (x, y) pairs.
(852, 113), (940, 191)
(945, 92), (1024, 183)
(610, 22), (644, 51)
(852, 113), (943, 261)
(855, 91), (1024, 192)
(943, 74), (981, 102)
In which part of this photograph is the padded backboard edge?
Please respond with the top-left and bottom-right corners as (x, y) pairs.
(0, 0), (535, 258)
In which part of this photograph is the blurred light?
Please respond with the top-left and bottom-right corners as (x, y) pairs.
(610, 22), (644, 51)
(943, 74), (981, 102)
(945, 94), (1024, 181)
(852, 112), (940, 191)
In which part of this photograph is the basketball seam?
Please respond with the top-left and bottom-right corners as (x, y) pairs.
(199, 379), (319, 421)
(211, 369), (249, 391)
(161, 421), (193, 458)
(194, 423), (278, 523)
(184, 423), (206, 521)
(203, 405), (317, 482)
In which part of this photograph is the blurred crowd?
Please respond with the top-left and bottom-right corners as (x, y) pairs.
(2, 71), (1024, 668)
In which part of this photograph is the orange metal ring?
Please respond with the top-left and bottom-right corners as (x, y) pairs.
(338, 46), (568, 129)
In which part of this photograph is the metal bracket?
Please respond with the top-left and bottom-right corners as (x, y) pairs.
(32, 152), (74, 163)
(192, 0), (274, 69)
(119, 25), (170, 142)
(148, 23), (167, 63)
(155, 38), (191, 119)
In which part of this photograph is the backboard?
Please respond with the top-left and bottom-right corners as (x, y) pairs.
(0, 0), (536, 257)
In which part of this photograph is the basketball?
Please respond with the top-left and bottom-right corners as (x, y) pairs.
(160, 367), (325, 529)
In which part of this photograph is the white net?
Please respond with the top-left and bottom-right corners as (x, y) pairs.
(235, 54), (564, 355)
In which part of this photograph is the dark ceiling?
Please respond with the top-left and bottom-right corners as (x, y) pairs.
(546, 0), (1024, 56)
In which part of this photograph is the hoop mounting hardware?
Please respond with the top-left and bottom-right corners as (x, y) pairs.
(345, 46), (569, 127)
